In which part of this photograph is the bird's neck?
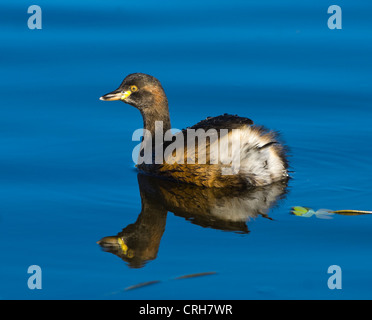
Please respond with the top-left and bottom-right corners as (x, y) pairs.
(140, 97), (171, 147)
(141, 111), (171, 136)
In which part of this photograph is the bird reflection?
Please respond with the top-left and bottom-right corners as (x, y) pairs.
(98, 173), (289, 268)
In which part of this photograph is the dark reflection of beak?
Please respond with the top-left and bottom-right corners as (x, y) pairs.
(97, 236), (117, 248)
(97, 236), (125, 253)
(98, 173), (289, 268)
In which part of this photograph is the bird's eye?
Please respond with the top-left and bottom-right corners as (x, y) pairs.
(127, 249), (135, 258)
(130, 85), (138, 92)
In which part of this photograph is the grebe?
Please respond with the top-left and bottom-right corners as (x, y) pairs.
(100, 73), (289, 188)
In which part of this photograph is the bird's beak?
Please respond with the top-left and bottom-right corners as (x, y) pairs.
(97, 236), (129, 254)
(99, 89), (132, 101)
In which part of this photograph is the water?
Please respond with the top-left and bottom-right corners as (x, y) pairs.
(1, 0), (372, 299)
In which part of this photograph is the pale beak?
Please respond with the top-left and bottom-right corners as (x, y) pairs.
(97, 236), (128, 254)
(99, 89), (132, 101)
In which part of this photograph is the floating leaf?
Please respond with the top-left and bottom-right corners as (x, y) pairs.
(291, 206), (310, 215)
(292, 207), (372, 219)
(314, 209), (334, 219)
(315, 209), (334, 215)
(291, 206), (315, 217)
(315, 214), (334, 220)
(333, 210), (372, 216)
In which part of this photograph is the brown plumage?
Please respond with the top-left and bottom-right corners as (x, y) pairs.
(100, 73), (289, 188)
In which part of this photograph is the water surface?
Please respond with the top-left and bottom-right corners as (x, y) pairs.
(1, 0), (372, 299)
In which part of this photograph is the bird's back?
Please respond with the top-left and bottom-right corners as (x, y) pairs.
(138, 114), (289, 188)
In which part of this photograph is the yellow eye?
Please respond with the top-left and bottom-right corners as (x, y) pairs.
(127, 249), (134, 258)
(130, 85), (138, 92)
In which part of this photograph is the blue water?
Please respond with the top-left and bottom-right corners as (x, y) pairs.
(1, 0), (372, 299)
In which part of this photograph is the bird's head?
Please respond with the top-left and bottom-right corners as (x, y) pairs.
(99, 73), (167, 111)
